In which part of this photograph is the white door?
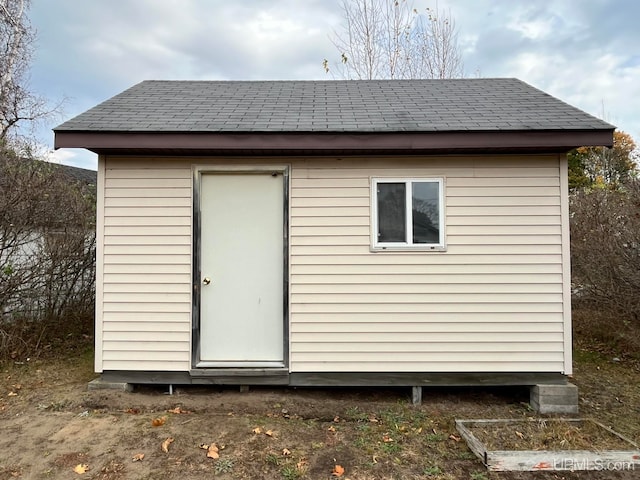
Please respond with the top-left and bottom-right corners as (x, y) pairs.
(199, 171), (285, 367)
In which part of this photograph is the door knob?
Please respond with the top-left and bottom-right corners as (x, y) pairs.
(203, 277), (211, 285)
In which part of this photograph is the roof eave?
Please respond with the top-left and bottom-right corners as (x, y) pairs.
(54, 129), (615, 155)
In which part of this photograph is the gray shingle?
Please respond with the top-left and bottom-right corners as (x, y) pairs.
(54, 79), (614, 133)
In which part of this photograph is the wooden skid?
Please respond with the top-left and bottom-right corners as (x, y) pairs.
(455, 419), (640, 472)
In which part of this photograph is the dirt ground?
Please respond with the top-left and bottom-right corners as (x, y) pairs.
(0, 349), (638, 480)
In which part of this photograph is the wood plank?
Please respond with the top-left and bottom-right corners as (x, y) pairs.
(105, 196), (192, 207)
(288, 371), (565, 387)
(290, 332), (563, 343)
(456, 419), (640, 472)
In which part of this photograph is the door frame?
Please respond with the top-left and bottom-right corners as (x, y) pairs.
(191, 164), (290, 370)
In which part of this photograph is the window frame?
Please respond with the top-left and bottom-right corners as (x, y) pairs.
(370, 177), (446, 251)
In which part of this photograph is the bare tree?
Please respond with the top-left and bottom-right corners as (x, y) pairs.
(0, 0), (53, 144)
(325, 0), (464, 79)
(1, 147), (96, 358)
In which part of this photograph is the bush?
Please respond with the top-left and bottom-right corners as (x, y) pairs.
(0, 147), (96, 359)
(570, 180), (640, 357)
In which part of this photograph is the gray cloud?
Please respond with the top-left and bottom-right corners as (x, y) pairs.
(26, 0), (640, 169)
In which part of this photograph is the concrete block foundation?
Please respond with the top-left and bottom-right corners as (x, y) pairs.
(530, 383), (579, 414)
(88, 377), (134, 392)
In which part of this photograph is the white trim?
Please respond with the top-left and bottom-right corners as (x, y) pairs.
(370, 177), (446, 252)
(559, 155), (573, 375)
(94, 155), (106, 373)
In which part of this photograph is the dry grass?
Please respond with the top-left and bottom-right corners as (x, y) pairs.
(1, 309), (639, 479)
(466, 419), (636, 451)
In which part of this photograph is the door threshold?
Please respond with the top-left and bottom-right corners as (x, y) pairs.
(190, 367), (288, 377)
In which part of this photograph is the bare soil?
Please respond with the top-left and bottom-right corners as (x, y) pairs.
(0, 348), (638, 480)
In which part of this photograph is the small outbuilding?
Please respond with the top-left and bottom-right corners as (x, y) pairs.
(54, 79), (613, 409)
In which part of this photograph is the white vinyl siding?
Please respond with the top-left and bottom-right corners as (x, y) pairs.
(97, 157), (192, 372)
(289, 155), (568, 373)
(97, 154), (569, 376)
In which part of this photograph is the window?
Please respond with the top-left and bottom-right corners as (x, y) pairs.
(372, 178), (445, 250)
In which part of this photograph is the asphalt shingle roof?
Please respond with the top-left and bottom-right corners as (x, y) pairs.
(55, 79), (613, 134)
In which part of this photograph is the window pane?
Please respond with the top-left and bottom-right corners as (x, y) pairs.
(412, 182), (440, 244)
(377, 183), (406, 242)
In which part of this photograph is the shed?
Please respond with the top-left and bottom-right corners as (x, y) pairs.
(54, 79), (613, 408)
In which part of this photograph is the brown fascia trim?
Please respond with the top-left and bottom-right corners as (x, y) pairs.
(54, 129), (614, 153)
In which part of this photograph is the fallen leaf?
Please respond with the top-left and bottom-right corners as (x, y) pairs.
(327, 425), (336, 433)
(372, 455), (378, 464)
(73, 464), (89, 474)
(252, 427), (263, 434)
(161, 437), (174, 453)
(124, 408), (140, 414)
(296, 458), (308, 472)
(332, 464), (345, 477)
(333, 416), (340, 422)
(132, 453), (145, 462)
(152, 416), (167, 427)
(449, 434), (461, 442)
(382, 433), (393, 443)
(167, 406), (191, 414)
(7, 392), (17, 397)
(415, 427), (423, 434)
(265, 429), (274, 437)
(515, 431), (525, 440)
(368, 415), (379, 423)
(207, 444), (219, 459)
(282, 448), (291, 456)
(199, 443), (209, 450)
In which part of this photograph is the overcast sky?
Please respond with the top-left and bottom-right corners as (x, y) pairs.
(28, 0), (640, 170)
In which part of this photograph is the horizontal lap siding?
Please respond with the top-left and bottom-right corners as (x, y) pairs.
(289, 156), (566, 373)
(100, 158), (192, 371)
